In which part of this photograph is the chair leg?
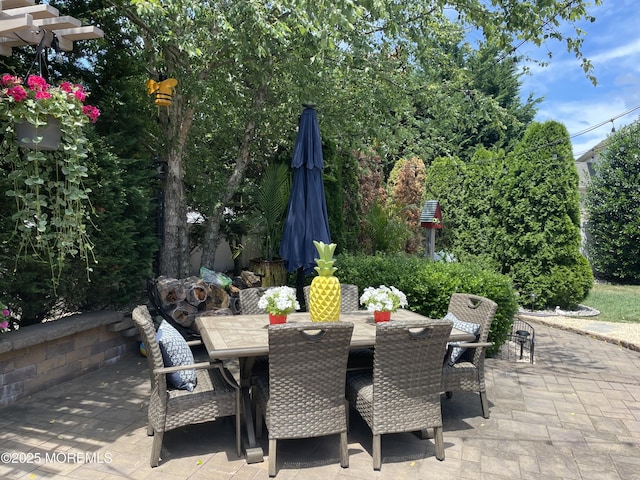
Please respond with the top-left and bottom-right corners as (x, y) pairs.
(235, 413), (242, 457)
(340, 431), (349, 468)
(150, 431), (163, 467)
(345, 399), (350, 434)
(480, 391), (490, 419)
(434, 426), (445, 461)
(372, 434), (381, 471)
(255, 403), (263, 439)
(147, 423), (154, 436)
(268, 438), (277, 477)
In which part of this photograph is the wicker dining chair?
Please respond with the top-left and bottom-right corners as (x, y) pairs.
(238, 287), (269, 314)
(238, 287), (270, 374)
(132, 305), (241, 467)
(303, 283), (360, 312)
(441, 293), (498, 419)
(346, 320), (453, 470)
(253, 322), (354, 477)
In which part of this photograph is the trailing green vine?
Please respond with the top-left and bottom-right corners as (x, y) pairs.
(0, 74), (100, 292)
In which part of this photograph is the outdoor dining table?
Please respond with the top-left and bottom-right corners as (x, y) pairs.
(194, 309), (477, 463)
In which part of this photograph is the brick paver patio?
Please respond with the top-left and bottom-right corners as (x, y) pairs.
(1, 320), (640, 479)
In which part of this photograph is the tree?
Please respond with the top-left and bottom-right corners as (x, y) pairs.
(492, 121), (593, 309)
(455, 148), (505, 267)
(424, 149), (505, 266)
(388, 157), (427, 253)
(585, 121), (640, 283)
(406, 41), (540, 163)
(115, 0), (601, 278)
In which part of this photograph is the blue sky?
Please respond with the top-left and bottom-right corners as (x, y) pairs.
(518, 0), (640, 158)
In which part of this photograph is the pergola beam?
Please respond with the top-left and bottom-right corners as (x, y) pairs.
(0, 0), (103, 56)
(0, 12), (32, 36)
(3, 4), (59, 20)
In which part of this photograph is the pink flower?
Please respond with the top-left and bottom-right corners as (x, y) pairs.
(1, 309), (9, 317)
(0, 320), (8, 330)
(59, 81), (88, 102)
(83, 105), (100, 123)
(7, 85), (27, 101)
(73, 88), (87, 102)
(27, 74), (49, 92)
(2, 74), (20, 87)
(35, 91), (51, 100)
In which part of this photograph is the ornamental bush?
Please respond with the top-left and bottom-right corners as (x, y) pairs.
(491, 121), (593, 309)
(336, 252), (519, 354)
(585, 122), (640, 283)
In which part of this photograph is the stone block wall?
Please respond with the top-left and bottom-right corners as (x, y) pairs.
(0, 311), (137, 406)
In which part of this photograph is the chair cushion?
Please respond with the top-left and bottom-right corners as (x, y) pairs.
(444, 312), (480, 366)
(157, 320), (197, 391)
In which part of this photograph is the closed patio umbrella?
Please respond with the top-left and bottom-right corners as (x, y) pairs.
(279, 106), (331, 303)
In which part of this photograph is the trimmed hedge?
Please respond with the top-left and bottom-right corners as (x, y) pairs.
(336, 253), (519, 354)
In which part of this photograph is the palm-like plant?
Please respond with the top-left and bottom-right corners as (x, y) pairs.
(254, 163), (291, 261)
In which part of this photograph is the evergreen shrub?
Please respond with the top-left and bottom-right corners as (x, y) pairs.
(585, 122), (640, 283)
(336, 253), (519, 354)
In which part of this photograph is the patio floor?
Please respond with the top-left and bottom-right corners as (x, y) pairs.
(1, 319), (640, 479)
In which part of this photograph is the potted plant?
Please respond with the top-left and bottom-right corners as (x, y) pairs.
(1, 74), (100, 146)
(359, 285), (408, 322)
(249, 162), (291, 286)
(0, 74), (100, 291)
(257, 286), (300, 324)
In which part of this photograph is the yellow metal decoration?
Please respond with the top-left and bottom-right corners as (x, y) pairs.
(145, 77), (178, 107)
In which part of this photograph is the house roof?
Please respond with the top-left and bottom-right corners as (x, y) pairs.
(576, 138), (608, 163)
(575, 138), (608, 192)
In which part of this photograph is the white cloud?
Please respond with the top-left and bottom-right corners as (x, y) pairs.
(590, 38), (640, 65)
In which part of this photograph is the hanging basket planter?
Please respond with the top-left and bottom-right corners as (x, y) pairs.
(15, 116), (62, 150)
(0, 73), (101, 292)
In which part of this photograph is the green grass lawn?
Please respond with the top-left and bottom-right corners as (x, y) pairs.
(580, 283), (640, 323)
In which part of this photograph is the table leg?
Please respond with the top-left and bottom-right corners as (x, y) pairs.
(239, 356), (264, 463)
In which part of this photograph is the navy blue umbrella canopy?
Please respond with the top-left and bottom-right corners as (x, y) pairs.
(279, 107), (331, 274)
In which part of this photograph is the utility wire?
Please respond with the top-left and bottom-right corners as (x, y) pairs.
(569, 105), (640, 139)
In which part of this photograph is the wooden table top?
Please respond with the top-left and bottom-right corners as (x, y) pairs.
(195, 309), (476, 360)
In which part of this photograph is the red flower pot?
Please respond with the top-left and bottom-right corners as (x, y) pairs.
(269, 313), (287, 325)
(373, 311), (391, 322)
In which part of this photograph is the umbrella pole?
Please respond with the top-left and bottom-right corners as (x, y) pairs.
(296, 267), (305, 311)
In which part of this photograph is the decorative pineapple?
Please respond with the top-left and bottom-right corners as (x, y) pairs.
(309, 240), (341, 322)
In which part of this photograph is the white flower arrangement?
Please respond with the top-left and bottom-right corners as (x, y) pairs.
(257, 286), (300, 315)
(359, 285), (408, 313)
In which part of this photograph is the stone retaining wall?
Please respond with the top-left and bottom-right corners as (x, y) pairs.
(0, 311), (137, 406)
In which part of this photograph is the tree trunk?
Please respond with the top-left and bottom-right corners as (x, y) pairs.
(159, 88), (195, 278)
(199, 83), (269, 269)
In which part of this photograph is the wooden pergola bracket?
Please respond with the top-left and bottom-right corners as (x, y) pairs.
(0, 0), (103, 56)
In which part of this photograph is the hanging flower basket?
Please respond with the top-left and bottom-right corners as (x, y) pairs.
(15, 116), (61, 150)
(0, 74), (101, 292)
